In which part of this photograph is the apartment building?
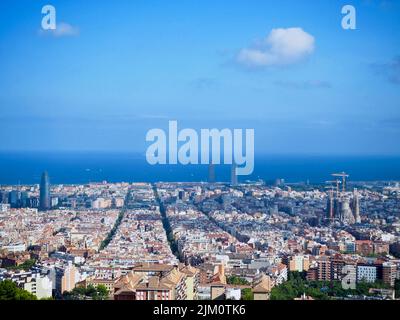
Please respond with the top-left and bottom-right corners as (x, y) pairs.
(357, 264), (377, 283)
(317, 257), (331, 281)
(252, 273), (272, 300)
(382, 262), (397, 287)
(113, 265), (188, 300)
(286, 255), (310, 272)
(22, 273), (53, 299)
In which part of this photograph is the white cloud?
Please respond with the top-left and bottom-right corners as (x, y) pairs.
(237, 27), (315, 68)
(39, 22), (79, 37)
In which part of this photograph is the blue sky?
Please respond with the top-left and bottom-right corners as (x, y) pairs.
(0, 0), (399, 154)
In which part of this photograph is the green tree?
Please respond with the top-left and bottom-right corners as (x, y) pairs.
(5, 259), (36, 271)
(96, 285), (109, 299)
(62, 284), (109, 300)
(270, 273), (392, 300)
(395, 279), (400, 299)
(227, 275), (250, 286)
(241, 288), (254, 300)
(0, 280), (37, 300)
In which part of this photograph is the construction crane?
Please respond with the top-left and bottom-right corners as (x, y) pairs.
(332, 172), (349, 193)
(325, 180), (341, 196)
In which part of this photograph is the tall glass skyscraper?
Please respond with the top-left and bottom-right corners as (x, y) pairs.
(40, 171), (50, 211)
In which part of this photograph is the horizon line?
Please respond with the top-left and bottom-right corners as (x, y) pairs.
(1, 150), (400, 157)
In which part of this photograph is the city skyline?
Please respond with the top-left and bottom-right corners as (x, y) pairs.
(2, 176), (400, 301)
(1, 0), (400, 305)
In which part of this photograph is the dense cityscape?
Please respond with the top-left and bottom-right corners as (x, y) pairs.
(0, 2), (399, 318)
(1, 168), (400, 301)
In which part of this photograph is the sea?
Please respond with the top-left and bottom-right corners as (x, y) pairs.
(0, 152), (399, 185)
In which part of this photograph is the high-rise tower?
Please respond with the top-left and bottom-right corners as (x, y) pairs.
(40, 171), (51, 211)
(352, 188), (361, 223)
